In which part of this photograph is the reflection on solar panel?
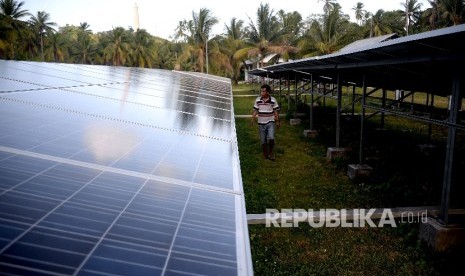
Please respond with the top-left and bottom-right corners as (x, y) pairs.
(0, 60), (253, 275)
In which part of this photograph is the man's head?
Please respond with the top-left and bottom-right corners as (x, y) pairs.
(261, 84), (271, 97)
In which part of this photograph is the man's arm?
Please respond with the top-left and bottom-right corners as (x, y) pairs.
(251, 109), (258, 124)
(274, 110), (280, 128)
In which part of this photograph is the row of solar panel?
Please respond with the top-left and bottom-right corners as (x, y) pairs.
(0, 60), (251, 275)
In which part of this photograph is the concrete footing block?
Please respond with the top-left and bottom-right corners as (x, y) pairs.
(419, 217), (465, 251)
(303, 129), (318, 138)
(326, 147), (347, 161)
(289, 118), (302, 125)
(347, 164), (373, 179)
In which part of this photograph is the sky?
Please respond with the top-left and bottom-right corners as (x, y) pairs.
(24, 0), (429, 40)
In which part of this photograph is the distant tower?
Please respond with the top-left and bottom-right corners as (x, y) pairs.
(133, 3), (140, 31)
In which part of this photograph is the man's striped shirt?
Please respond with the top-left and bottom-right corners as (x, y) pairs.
(253, 96), (280, 125)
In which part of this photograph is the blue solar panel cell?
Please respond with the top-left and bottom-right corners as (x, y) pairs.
(165, 253), (237, 276)
(0, 155), (56, 173)
(0, 220), (29, 247)
(0, 249), (78, 275)
(20, 228), (97, 254)
(14, 175), (84, 200)
(81, 253), (164, 276)
(40, 204), (119, 236)
(45, 164), (101, 183)
(92, 238), (168, 267)
(90, 172), (146, 192)
(107, 219), (175, 249)
(0, 166), (34, 191)
(0, 192), (60, 223)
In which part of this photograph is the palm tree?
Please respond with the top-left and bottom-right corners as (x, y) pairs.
(235, 3), (285, 68)
(420, 0), (460, 30)
(71, 31), (96, 64)
(225, 17), (244, 40)
(352, 2), (366, 25)
(223, 17), (246, 83)
(0, 0), (30, 58)
(206, 36), (232, 76)
(29, 11), (57, 60)
(276, 10), (302, 62)
(403, 0), (423, 35)
(193, 8), (217, 73)
(154, 39), (177, 69)
(21, 26), (36, 59)
(173, 20), (188, 42)
(46, 32), (67, 62)
(131, 29), (156, 68)
(307, 3), (351, 55)
(79, 22), (92, 33)
(370, 9), (405, 37)
(439, 0), (465, 25)
(102, 27), (131, 66)
(318, 0), (338, 15)
(177, 8), (218, 72)
(0, 0), (29, 29)
(421, 0), (440, 29)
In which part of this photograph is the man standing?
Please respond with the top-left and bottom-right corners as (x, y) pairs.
(251, 84), (280, 160)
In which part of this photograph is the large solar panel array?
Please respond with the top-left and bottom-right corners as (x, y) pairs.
(0, 60), (253, 275)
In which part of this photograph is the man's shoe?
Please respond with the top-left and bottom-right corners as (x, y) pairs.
(268, 153), (275, 161)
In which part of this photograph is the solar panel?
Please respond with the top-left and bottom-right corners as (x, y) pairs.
(0, 60), (253, 275)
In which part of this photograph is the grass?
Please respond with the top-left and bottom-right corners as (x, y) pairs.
(233, 85), (465, 275)
(236, 117), (366, 212)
